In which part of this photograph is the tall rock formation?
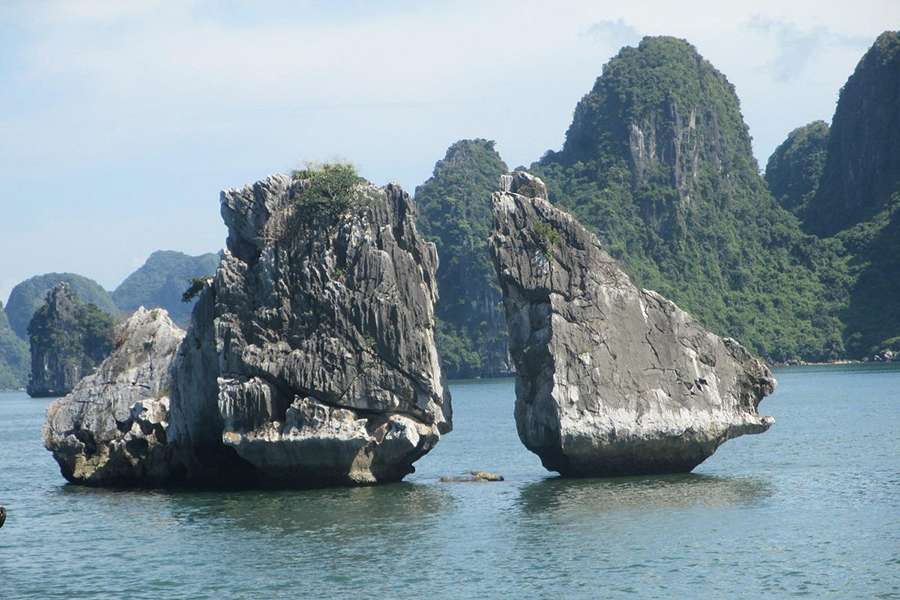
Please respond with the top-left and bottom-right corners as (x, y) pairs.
(416, 139), (511, 378)
(805, 31), (900, 237)
(27, 283), (115, 398)
(44, 308), (185, 484)
(112, 250), (220, 326)
(490, 172), (775, 476)
(766, 31), (900, 357)
(44, 166), (451, 487)
(532, 36), (842, 362)
(6, 273), (117, 340)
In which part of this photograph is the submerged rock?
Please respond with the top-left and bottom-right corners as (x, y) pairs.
(43, 307), (184, 484)
(439, 470), (504, 483)
(45, 169), (451, 488)
(490, 172), (775, 477)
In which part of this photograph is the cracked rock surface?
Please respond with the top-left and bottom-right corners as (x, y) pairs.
(490, 171), (775, 477)
(44, 307), (184, 484)
(44, 174), (451, 488)
(204, 174), (451, 484)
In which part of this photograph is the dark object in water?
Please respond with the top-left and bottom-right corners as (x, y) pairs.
(0, 506), (6, 528)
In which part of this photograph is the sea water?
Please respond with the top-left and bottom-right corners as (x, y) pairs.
(0, 364), (898, 599)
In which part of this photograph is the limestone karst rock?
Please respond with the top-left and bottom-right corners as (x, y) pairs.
(27, 283), (115, 398)
(490, 171), (775, 477)
(202, 172), (451, 485)
(44, 168), (452, 487)
(44, 307), (184, 484)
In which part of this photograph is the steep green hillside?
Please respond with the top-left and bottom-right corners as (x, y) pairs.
(416, 139), (511, 377)
(531, 36), (846, 362)
(805, 31), (900, 237)
(0, 302), (29, 389)
(765, 121), (830, 217)
(767, 32), (900, 358)
(6, 273), (118, 340)
(839, 194), (900, 356)
(113, 250), (220, 325)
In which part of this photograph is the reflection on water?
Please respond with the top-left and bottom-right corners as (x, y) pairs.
(516, 473), (773, 516)
(59, 480), (456, 536)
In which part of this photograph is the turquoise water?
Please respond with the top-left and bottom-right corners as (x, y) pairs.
(1, 364), (898, 599)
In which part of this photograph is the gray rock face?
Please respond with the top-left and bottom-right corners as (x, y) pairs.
(45, 173), (450, 488)
(490, 171), (775, 477)
(43, 307), (184, 484)
(201, 173), (451, 485)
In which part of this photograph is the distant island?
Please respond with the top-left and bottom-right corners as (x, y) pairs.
(0, 251), (219, 391)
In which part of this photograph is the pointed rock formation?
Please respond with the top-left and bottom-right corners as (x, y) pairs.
(44, 307), (184, 484)
(185, 170), (452, 485)
(490, 171), (775, 477)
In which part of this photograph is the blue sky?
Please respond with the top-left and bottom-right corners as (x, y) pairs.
(1, 0), (896, 304)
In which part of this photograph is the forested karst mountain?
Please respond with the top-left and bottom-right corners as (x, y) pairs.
(530, 36), (843, 361)
(6, 273), (118, 340)
(112, 250), (220, 326)
(767, 31), (900, 358)
(27, 283), (115, 397)
(0, 301), (29, 389)
(804, 31), (900, 237)
(765, 121), (830, 218)
(416, 139), (511, 377)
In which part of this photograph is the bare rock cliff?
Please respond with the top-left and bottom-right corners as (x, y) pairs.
(490, 171), (775, 477)
(45, 172), (451, 487)
(44, 307), (184, 484)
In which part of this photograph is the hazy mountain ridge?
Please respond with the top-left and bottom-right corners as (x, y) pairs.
(112, 250), (220, 326)
(5, 273), (118, 341)
(1, 250), (220, 390)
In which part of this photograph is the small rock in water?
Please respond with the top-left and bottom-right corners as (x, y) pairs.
(0, 506), (6, 528)
(439, 470), (504, 483)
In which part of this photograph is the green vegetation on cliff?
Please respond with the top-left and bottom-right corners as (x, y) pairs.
(0, 302), (29, 389)
(765, 31), (900, 358)
(6, 273), (117, 340)
(113, 250), (220, 326)
(27, 284), (115, 397)
(765, 121), (830, 217)
(805, 31), (900, 237)
(838, 193), (900, 356)
(531, 36), (846, 362)
(416, 139), (511, 377)
(290, 163), (363, 227)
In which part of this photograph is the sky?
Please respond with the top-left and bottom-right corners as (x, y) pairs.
(1, 0), (897, 305)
